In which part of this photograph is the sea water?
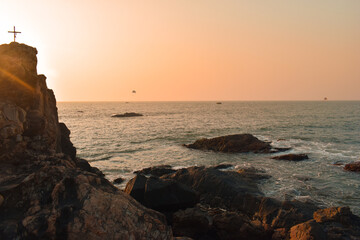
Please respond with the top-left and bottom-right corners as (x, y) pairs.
(58, 101), (360, 214)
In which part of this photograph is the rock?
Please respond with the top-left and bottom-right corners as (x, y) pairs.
(210, 163), (233, 170)
(184, 134), (274, 153)
(164, 166), (264, 213)
(111, 112), (143, 118)
(124, 174), (148, 203)
(0, 43), (173, 239)
(144, 177), (198, 212)
(172, 207), (212, 239)
(113, 177), (125, 184)
(134, 165), (176, 177)
(289, 220), (326, 240)
(344, 161), (360, 172)
(313, 207), (353, 225)
(59, 122), (76, 159)
(272, 154), (309, 161)
(125, 175), (198, 212)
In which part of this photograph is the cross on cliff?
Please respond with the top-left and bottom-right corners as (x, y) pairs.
(8, 26), (21, 42)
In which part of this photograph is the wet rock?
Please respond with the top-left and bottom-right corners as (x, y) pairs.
(344, 161), (360, 172)
(313, 207), (353, 225)
(272, 154), (309, 161)
(134, 165), (176, 177)
(111, 112), (143, 118)
(184, 134), (274, 153)
(289, 220), (326, 240)
(113, 177), (124, 184)
(210, 163), (233, 170)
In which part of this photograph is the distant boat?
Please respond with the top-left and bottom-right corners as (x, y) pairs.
(216, 102), (222, 104)
(324, 97), (328, 101)
(132, 90), (136, 94)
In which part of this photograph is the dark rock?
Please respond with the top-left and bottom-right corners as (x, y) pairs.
(184, 134), (274, 153)
(144, 177), (198, 212)
(164, 166), (264, 213)
(344, 161), (360, 172)
(210, 163), (233, 170)
(111, 112), (143, 118)
(134, 165), (176, 177)
(113, 177), (124, 184)
(124, 174), (147, 203)
(59, 122), (76, 160)
(272, 154), (309, 161)
(172, 207), (212, 239)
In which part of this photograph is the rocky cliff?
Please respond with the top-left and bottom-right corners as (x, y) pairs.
(0, 43), (172, 239)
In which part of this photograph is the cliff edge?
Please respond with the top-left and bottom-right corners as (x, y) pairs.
(0, 43), (172, 239)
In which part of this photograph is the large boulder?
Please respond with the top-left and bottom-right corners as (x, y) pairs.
(184, 134), (288, 153)
(0, 155), (172, 239)
(125, 175), (198, 212)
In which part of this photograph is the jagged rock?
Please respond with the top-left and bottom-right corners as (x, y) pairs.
(313, 207), (352, 225)
(113, 177), (124, 184)
(0, 43), (173, 239)
(111, 112), (143, 118)
(59, 122), (76, 160)
(164, 166), (263, 212)
(184, 134), (288, 153)
(344, 161), (360, 172)
(272, 154), (309, 161)
(289, 220), (326, 240)
(134, 165), (176, 177)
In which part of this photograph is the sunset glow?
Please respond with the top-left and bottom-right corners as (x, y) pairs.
(1, 1), (359, 101)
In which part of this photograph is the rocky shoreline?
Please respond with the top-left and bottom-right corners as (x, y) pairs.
(1, 43), (359, 239)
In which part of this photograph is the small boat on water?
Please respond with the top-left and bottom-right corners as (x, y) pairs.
(216, 102), (222, 104)
(324, 97), (328, 101)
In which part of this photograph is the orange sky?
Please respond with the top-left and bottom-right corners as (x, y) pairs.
(1, 1), (359, 101)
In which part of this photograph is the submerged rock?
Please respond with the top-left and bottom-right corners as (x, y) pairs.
(344, 161), (360, 172)
(111, 112), (143, 118)
(184, 134), (275, 153)
(113, 177), (125, 184)
(272, 154), (309, 161)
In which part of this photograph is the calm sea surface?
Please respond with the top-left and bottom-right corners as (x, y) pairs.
(58, 101), (360, 214)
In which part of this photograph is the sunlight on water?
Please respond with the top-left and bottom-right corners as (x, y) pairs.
(58, 101), (360, 214)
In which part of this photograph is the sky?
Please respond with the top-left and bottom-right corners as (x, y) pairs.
(0, 1), (359, 101)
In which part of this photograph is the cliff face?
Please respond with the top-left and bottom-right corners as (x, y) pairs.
(0, 43), (172, 239)
(0, 42), (63, 159)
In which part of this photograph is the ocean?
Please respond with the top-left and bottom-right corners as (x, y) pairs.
(57, 101), (360, 214)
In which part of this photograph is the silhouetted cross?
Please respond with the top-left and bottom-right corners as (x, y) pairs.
(8, 26), (21, 42)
